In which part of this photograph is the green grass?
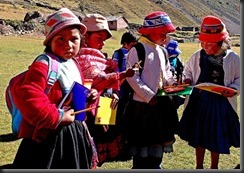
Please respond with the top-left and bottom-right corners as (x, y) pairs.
(0, 34), (240, 169)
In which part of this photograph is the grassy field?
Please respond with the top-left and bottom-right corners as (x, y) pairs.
(0, 32), (240, 170)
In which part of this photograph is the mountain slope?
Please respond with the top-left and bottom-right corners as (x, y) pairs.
(0, 0), (240, 34)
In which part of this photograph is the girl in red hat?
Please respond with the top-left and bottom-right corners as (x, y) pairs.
(123, 11), (179, 169)
(178, 15), (240, 169)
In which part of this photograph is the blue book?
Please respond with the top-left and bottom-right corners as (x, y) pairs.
(58, 81), (90, 121)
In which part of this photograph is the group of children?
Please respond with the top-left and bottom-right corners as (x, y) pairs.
(9, 7), (240, 170)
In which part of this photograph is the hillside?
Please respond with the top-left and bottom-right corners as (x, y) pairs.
(0, 0), (240, 34)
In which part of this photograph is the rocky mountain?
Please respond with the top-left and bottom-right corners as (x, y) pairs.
(0, 0), (240, 34)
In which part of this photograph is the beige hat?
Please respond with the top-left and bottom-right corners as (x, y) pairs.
(81, 13), (112, 39)
(43, 8), (87, 46)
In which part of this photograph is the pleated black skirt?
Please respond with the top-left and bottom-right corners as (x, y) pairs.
(12, 121), (93, 169)
(178, 88), (240, 154)
(123, 96), (179, 147)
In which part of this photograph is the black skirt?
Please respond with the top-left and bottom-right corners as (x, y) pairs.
(178, 88), (240, 154)
(12, 121), (93, 169)
(123, 96), (178, 147)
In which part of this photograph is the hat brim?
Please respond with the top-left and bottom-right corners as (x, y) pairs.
(168, 48), (181, 55)
(138, 24), (175, 35)
(87, 29), (112, 40)
(43, 21), (87, 46)
(198, 32), (228, 42)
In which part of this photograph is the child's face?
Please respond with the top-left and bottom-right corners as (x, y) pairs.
(50, 26), (81, 60)
(148, 30), (169, 45)
(85, 31), (108, 50)
(125, 41), (137, 50)
(201, 42), (220, 55)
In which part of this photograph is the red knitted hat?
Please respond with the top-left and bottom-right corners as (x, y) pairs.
(43, 8), (87, 46)
(198, 15), (229, 42)
(138, 11), (176, 35)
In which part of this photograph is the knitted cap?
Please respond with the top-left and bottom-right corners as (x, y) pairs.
(138, 11), (176, 35)
(81, 13), (112, 39)
(43, 8), (87, 46)
(166, 40), (181, 56)
(198, 15), (229, 42)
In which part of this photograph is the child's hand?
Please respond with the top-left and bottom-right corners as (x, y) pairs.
(87, 88), (98, 103)
(148, 95), (157, 106)
(184, 78), (192, 85)
(220, 89), (237, 97)
(111, 93), (119, 109)
(125, 68), (135, 77)
(60, 109), (75, 126)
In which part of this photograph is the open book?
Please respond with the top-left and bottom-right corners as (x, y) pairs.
(194, 82), (239, 95)
(95, 96), (117, 125)
(157, 82), (239, 96)
(157, 84), (193, 96)
(58, 81), (90, 121)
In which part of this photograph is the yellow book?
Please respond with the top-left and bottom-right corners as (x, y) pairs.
(95, 97), (117, 125)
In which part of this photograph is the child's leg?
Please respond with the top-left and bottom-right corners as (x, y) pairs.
(147, 155), (163, 169)
(132, 155), (147, 169)
(210, 152), (219, 169)
(132, 155), (162, 169)
(195, 146), (205, 169)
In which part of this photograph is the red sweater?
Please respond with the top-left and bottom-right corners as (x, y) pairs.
(12, 60), (82, 142)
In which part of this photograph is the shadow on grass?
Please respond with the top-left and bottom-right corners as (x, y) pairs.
(0, 133), (18, 142)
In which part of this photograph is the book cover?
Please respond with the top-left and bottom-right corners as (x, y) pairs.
(58, 81), (90, 121)
(157, 85), (193, 96)
(95, 97), (117, 125)
(194, 82), (239, 95)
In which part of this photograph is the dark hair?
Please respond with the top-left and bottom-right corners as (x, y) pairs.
(120, 32), (138, 45)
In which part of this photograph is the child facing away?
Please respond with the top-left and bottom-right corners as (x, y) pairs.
(123, 11), (179, 169)
(75, 14), (135, 167)
(11, 8), (98, 169)
(178, 15), (240, 169)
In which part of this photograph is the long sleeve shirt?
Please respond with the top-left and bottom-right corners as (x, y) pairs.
(126, 36), (176, 103)
(183, 49), (240, 112)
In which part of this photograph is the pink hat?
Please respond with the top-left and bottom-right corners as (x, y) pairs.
(81, 14), (112, 39)
(138, 11), (176, 35)
(198, 15), (229, 42)
(43, 8), (87, 46)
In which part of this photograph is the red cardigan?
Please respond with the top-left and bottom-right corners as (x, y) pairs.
(12, 60), (82, 142)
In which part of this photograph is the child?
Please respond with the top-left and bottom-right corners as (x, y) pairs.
(178, 15), (240, 169)
(165, 39), (185, 109)
(123, 11), (179, 169)
(112, 31), (138, 72)
(111, 31), (138, 129)
(75, 14), (135, 167)
(11, 8), (98, 169)
(166, 39), (184, 84)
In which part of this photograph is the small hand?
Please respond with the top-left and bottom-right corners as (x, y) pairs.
(87, 88), (98, 103)
(125, 68), (135, 77)
(148, 96), (157, 106)
(111, 93), (119, 109)
(220, 89), (237, 97)
(59, 109), (75, 126)
(184, 79), (192, 85)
